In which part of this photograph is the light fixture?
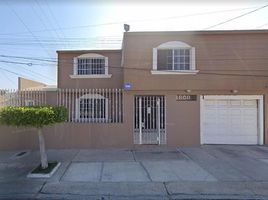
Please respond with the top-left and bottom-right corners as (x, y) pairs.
(185, 89), (191, 93)
(231, 89), (238, 94)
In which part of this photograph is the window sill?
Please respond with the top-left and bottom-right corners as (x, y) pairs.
(70, 74), (112, 79)
(151, 70), (199, 75)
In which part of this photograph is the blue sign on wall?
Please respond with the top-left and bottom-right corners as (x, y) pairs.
(124, 83), (132, 90)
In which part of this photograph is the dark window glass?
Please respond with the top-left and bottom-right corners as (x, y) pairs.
(157, 49), (190, 70)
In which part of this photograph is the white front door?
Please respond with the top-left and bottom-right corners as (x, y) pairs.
(201, 96), (263, 145)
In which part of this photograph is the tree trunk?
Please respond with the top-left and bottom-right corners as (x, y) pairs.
(38, 128), (48, 169)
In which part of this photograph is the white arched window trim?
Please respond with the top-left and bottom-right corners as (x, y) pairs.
(75, 93), (109, 122)
(152, 41), (199, 75)
(70, 53), (112, 79)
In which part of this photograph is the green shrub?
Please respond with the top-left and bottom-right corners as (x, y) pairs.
(0, 106), (68, 128)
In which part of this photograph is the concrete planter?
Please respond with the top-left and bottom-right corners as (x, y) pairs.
(27, 162), (61, 178)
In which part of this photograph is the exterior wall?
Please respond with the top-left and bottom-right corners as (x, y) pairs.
(1, 31), (268, 150)
(121, 31), (268, 147)
(0, 92), (133, 150)
(18, 77), (46, 90)
(57, 50), (123, 89)
(123, 31), (268, 92)
(0, 91), (267, 150)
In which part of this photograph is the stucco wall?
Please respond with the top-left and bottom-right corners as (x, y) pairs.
(123, 31), (268, 92)
(57, 50), (123, 89)
(0, 92), (267, 150)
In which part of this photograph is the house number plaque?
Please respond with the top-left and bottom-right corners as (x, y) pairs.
(176, 95), (197, 101)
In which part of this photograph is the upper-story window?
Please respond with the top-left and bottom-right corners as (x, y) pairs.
(70, 53), (112, 78)
(152, 41), (198, 74)
(77, 58), (105, 75)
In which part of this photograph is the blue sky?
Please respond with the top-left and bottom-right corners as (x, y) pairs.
(0, 0), (268, 89)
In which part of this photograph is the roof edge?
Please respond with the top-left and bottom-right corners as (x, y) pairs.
(124, 29), (268, 36)
(57, 49), (122, 53)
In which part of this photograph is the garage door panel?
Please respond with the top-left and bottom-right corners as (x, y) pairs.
(202, 97), (258, 145)
(230, 100), (241, 106)
(204, 135), (258, 145)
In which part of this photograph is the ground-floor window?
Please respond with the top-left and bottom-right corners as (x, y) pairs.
(56, 89), (123, 123)
(79, 97), (108, 120)
(76, 93), (108, 122)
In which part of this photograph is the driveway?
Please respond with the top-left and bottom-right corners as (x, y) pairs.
(0, 145), (268, 199)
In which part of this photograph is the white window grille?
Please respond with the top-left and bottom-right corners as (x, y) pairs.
(76, 93), (108, 122)
(152, 41), (196, 72)
(73, 53), (109, 76)
(77, 58), (105, 75)
(58, 88), (123, 123)
(158, 49), (191, 70)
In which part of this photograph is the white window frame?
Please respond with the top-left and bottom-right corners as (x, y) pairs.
(152, 41), (198, 75)
(70, 53), (112, 79)
(75, 93), (108, 122)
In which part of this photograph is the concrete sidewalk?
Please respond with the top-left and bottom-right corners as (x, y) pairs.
(1, 146), (268, 199)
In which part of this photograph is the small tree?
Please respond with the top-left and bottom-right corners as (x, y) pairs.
(0, 106), (68, 169)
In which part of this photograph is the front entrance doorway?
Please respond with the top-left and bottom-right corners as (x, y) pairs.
(134, 95), (166, 144)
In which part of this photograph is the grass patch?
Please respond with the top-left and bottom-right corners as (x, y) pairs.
(31, 162), (58, 174)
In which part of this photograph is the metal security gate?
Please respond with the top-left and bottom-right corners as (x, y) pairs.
(134, 96), (166, 144)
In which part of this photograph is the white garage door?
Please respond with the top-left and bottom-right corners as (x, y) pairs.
(202, 96), (260, 144)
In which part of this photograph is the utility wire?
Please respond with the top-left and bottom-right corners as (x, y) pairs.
(3, 54), (268, 63)
(4, 1), (52, 57)
(1, 58), (268, 77)
(204, 4), (268, 30)
(0, 70), (17, 87)
(0, 61), (56, 81)
(0, 6), (259, 36)
(256, 22), (268, 29)
(43, 0), (71, 48)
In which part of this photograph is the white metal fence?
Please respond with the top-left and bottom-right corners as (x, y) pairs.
(0, 88), (123, 124)
(57, 88), (123, 123)
(0, 89), (46, 107)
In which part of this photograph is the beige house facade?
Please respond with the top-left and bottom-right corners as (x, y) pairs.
(0, 30), (268, 149)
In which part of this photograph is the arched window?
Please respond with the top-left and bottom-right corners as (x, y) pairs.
(76, 93), (108, 121)
(71, 53), (111, 78)
(152, 41), (197, 74)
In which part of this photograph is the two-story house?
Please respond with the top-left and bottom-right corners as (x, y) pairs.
(55, 29), (268, 148)
(0, 29), (267, 150)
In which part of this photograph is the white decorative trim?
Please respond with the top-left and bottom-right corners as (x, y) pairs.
(105, 57), (108, 75)
(70, 74), (112, 79)
(73, 57), (78, 75)
(200, 95), (264, 145)
(200, 95), (204, 145)
(152, 48), (157, 70)
(157, 41), (191, 49)
(258, 97), (264, 145)
(151, 70), (199, 75)
(77, 53), (105, 58)
(190, 47), (196, 70)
